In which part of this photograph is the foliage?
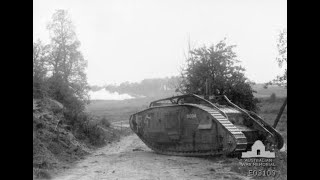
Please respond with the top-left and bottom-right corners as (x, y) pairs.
(33, 40), (50, 98)
(265, 29), (287, 88)
(178, 38), (259, 112)
(33, 9), (89, 113)
(46, 9), (89, 110)
(63, 111), (110, 146)
(33, 10), (93, 151)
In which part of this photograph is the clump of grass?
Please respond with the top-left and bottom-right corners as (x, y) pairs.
(100, 116), (111, 128)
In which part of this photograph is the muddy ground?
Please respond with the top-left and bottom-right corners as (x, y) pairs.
(52, 133), (252, 180)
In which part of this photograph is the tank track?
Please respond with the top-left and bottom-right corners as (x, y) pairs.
(192, 104), (248, 152)
(138, 104), (247, 156)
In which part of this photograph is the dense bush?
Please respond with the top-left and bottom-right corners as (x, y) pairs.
(179, 39), (259, 112)
(64, 111), (106, 146)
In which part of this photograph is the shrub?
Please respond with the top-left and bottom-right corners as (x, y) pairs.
(269, 93), (277, 102)
(77, 121), (105, 146)
(64, 111), (107, 146)
(100, 116), (111, 128)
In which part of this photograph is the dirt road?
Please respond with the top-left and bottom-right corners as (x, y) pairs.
(111, 120), (130, 129)
(52, 134), (251, 180)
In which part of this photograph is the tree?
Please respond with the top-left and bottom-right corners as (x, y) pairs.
(179, 38), (259, 112)
(265, 29), (287, 87)
(46, 10), (89, 111)
(267, 29), (287, 128)
(33, 40), (50, 98)
(276, 29), (287, 86)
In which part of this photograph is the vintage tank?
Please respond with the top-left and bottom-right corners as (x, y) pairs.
(129, 94), (284, 156)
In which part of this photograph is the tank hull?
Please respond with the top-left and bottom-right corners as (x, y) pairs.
(130, 104), (247, 156)
(129, 94), (284, 156)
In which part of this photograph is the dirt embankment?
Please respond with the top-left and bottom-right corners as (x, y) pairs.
(52, 134), (252, 180)
(33, 98), (131, 179)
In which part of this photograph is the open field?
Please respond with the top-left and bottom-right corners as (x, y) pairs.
(252, 84), (286, 98)
(86, 97), (154, 122)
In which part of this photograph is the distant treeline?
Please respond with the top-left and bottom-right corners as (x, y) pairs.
(90, 76), (286, 98)
(94, 77), (180, 98)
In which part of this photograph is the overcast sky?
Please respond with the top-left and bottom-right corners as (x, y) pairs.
(33, 0), (287, 86)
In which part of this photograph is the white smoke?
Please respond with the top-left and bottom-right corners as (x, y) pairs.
(89, 89), (134, 100)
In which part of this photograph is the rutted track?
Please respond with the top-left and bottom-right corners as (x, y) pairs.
(52, 134), (251, 180)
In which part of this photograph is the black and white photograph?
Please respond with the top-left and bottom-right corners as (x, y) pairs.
(33, 0), (287, 179)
